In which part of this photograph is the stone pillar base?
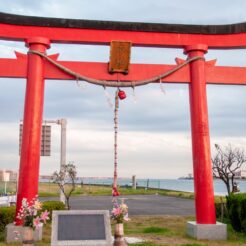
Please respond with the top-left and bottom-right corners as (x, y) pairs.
(187, 221), (227, 240)
(5, 223), (43, 243)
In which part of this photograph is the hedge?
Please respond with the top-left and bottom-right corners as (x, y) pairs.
(215, 201), (229, 222)
(0, 200), (65, 233)
(41, 200), (66, 219)
(227, 193), (246, 233)
(0, 206), (15, 232)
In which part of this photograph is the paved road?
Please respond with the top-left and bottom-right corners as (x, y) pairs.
(42, 195), (195, 216)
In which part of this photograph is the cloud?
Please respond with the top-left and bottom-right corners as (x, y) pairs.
(0, 1), (246, 179)
(0, 1), (45, 16)
(55, 124), (194, 178)
(0, 79), (25, 122)
(1, 0), (246, 24)
(208, 85), (246, 137)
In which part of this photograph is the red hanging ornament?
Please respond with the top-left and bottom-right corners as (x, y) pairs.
(118, 89), (126, 100)
(112, 187), (120, 197)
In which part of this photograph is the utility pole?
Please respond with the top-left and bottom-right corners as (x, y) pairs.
(44, 119), (67, 204)
(58, 119), (67, 204)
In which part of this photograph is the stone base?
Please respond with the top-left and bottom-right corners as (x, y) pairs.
(187, 221), (227, 240)
(5, 223), (43, 243)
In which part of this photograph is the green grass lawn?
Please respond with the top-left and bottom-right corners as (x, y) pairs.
(124, 216), (246, 246)
(37, 182), (195, 199)
(44, 183), (244, 245)
(1, 183), (243, 245)
(1, 216), (245, 246)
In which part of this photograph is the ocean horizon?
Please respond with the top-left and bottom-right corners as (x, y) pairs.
(40, 177), (246, 196)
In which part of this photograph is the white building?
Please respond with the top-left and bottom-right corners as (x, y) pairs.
(0, 170), (17, 181)
(235, 169), (246, 179)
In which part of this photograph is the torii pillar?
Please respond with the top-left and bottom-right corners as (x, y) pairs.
(15, 37), (50, 224)
(184, 45), (226, 239)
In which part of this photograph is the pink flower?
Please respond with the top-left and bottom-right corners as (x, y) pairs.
(124, 213), (130, 221)
(34, 200), (42, 210)
(33, 217), (40, 229)
(112, 208), (121, 216)
(40, 210), (50, 223)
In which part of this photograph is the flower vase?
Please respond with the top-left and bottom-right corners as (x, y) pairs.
(22, 227), (34, 246)
(114, 223), (126, 246)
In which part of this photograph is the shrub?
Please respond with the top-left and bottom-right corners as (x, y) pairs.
(42, 201), (66, 219)
(215, 202), (229, 222)
(0, 206), (15, 232)
(227, 193), (246, 233)
(0, 200), (65, 233)
(215, 202), (221, 218)
(241, 198), (246, 232)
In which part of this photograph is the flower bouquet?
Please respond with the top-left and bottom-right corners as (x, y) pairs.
(16, 196), (50, 229)
(111, 198), (129, 224)
(111, 199), (129, 246)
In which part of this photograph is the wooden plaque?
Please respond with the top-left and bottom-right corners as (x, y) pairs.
(109, 40), (131, 74)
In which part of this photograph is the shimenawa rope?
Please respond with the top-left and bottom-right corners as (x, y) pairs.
(28, 50), (204, 88)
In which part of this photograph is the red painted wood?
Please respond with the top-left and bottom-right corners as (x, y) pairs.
(185, 44), (216, 224)
(0, 16), (244, 228)
(0, 54), (246, 85)
(206, 65), (246, 85)
(1, 23), (246, 48)
(0, 14), (244, 228)
(15, 37), (50, 225)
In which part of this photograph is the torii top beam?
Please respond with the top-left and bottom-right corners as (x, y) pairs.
(0, 12), (246, 86)
(0, 12), (246, 48)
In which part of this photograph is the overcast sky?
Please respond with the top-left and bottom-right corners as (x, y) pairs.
(0, 0), (246, 179)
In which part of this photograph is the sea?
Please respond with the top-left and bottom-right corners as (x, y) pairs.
(75, 177), (246, 196)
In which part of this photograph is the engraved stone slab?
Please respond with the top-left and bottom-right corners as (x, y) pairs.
(51, 210), (112, 246)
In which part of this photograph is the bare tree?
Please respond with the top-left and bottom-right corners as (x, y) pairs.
(212, 144), (246, 195)
(52, 162), (77, 209)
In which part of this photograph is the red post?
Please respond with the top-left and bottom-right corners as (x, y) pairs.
(184, 44), (216, 224)
(15, 37), (50, 224)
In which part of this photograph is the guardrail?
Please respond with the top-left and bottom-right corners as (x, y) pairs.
(0, 195), (16, 207)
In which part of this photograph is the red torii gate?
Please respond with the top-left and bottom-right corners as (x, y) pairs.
(0, 12), (246, 236)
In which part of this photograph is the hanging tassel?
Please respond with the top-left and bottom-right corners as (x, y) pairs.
(131, 81), (137, 103)
(103, 87), (113, 108)
(132, 87), (138, 103)
(159, 79), (166, 94)
(76, 77), (87, 90)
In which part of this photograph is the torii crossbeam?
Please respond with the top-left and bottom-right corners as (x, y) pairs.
(0, 12), (245, 239)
